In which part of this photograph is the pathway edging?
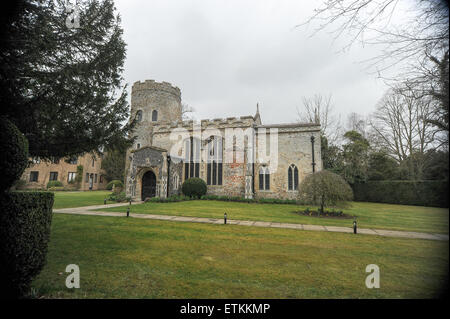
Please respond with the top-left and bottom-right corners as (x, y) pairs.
(53, 202), (449, 241)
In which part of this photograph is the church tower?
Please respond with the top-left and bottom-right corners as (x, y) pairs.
(130, 80), (182, 148)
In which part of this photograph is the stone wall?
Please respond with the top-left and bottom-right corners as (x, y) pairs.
(20, 153), (107, 190)
(124, 79), (323, 201)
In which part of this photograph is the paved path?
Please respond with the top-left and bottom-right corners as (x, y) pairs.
(54, 202), (449, 241)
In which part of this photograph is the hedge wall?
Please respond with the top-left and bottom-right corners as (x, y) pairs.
(353, 180), (449, 208)
(0, 191), (54, 298)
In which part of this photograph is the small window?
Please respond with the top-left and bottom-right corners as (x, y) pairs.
(99, 175), (103, 183)
(136, 110), (143, 122)
(68, 172), (76, 182)
(49, 172), (58, 181)
(85, 173), (89, 182)
(152, 110), (158, 121)
(137, 143), (141, 149)
(259, 166), (270, 190)
(30, 171), (39, 182)
(94, 174), (98, 183)
(92, 157), (95, 167)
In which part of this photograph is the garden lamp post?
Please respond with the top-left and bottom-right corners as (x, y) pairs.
(126, 206), (130, 218)
(224, 213), (227, 225)
(353, 220), (357, 234)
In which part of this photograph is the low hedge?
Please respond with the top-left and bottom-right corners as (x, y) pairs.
(108, 191), (131, 203)
(0, 191), (54, 298)
(353, 180), (449, 208)
(146, 194), (301, 205)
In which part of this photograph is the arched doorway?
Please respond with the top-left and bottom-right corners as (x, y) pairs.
(141, 170), (156, 200)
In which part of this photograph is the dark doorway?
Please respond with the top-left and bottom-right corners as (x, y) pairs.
(142, 171), (156, 200)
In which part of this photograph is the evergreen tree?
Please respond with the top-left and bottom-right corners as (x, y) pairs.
(101, 148), (126, 183)
(0, 0), (133, 158)
(341, 130), (370, 184)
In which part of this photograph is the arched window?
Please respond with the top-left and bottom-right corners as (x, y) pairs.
(152, 110), (158, 121)
(259, 166), (270, 190)
(173, 173), (179, 190)
(136, 110), (143, 122)
(206, 136), (223, 185)
(288, 164), (299, 191)
(184, 137), (200, 179)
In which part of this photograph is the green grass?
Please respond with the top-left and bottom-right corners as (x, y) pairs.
(52, 191), (112, 209)
(99, 200), (449, 234)
(32, 214), (448, 298)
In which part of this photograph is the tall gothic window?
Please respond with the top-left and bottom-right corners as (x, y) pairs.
(184, 137), (200, 180)
(259, 166), (270, 190)
(288, 164), (299, 191)
(152, 110), (158, 121)
(136, 110), (143, 122)
(206, 136), (223, 185)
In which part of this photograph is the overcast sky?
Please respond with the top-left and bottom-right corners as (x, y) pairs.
(114, 0), (404, 125)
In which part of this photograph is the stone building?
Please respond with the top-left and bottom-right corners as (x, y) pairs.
(20, 153), (108, 191)
(125, 80), (322, 201)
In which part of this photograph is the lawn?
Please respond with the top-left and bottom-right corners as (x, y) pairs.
(52, 190), (112, 209)
(32, 214), (448, 298)
(99, 200), (449, 234)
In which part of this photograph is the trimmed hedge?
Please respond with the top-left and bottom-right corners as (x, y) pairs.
(0, 117), (29, 192)
(182, 178), (207, 198)
(0, 191), (54, 298)
(353, 180), (449, 208)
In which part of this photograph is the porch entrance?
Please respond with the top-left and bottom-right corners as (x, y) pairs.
(141, 171), (156, 200)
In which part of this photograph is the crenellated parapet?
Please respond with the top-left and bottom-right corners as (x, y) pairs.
(132, 80), (181, 101)
(150, 115), (258, 134)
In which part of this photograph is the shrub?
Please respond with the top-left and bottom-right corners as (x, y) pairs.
(0, 191), (54, 298)
(0, 117), (29, 192)
(108, 191), (130, 203)
(298, 170), (353, 213)
(181, 178), (207, 198)
(46, 180), (63, 189)
(106, 179), (124, 191)
(353, 180), (449, 208)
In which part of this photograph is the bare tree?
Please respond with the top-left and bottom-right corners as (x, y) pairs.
(346, 112), (369, 137)
(297, 93), (342, 144)
(181, 103), (195, 120)
(370, 85), (435, 178)
(404, 49), (449, 148)
(300, 0), (449, 75)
